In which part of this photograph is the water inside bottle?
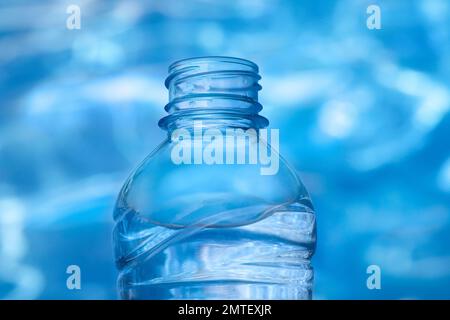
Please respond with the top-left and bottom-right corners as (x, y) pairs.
(114, 197), (315, 299)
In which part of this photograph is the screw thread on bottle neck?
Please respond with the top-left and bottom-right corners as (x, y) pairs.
(159, 56), (268, 132)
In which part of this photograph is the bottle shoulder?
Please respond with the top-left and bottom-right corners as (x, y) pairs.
(114, 138), (313, 226)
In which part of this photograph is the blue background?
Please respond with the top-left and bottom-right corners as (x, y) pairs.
(0, 0), (449, 299)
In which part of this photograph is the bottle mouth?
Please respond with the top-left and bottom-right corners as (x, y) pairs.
(160, 56), (267, 132)
(165, 56), (259, 88)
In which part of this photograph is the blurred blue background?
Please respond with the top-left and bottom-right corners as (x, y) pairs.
(0, 0), (449, 299)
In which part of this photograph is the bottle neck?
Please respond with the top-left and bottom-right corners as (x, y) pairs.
(158, 56), (268, 133)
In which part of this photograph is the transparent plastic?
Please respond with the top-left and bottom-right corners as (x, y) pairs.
(113, 56), (316, 299)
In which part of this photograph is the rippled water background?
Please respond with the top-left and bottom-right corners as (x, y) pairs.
(0, 0), (449, 299)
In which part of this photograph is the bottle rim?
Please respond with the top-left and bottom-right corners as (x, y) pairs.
(165, 56), (259, 89)
(168, 56), (258, 73)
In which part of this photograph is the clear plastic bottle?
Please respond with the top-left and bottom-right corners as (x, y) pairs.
(113, 56), (316, 299)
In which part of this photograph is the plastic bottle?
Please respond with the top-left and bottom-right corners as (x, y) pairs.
(113, 56), (316, 299)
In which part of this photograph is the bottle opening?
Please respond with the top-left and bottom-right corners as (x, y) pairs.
(159, 56), (268, 132)
(166, 56), (259, 86)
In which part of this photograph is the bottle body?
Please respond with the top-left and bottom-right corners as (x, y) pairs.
(113, 57), (316, 299)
